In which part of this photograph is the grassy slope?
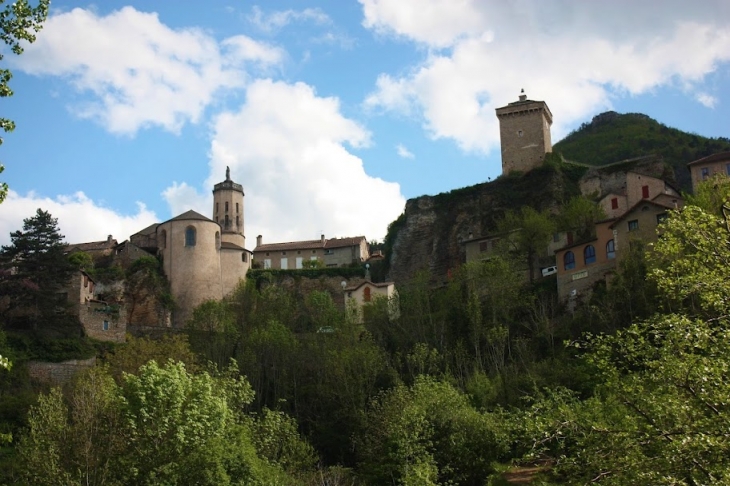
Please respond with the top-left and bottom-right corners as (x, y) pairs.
(553, 111), (730, 191)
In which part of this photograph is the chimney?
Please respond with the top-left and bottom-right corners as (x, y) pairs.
(256, 235), (262, 247)
(321, 234), (325, 244)
(519, 88), (526, 102)
(107, 235), (113, 243)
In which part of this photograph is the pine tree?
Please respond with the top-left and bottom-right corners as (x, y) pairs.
(0, 209), (74, 330)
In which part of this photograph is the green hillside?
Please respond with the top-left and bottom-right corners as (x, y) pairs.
(553, 111), (730, 191)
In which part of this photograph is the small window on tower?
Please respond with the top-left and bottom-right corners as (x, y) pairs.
(517, 130), (523, 137)
(225, 202), (229, 212)
(236, 203), (239, 213)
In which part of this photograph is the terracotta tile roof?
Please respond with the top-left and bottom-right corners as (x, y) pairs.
(133, 223), (159, 237)
(324, 236), (366, 249)
(254, 235), (366, 253)
(167, 210), (214, 223)
(65, 237), (118, 254)
(687, 152), (730, 167)
(220, 241), (244, 250)
(255, 239), (323, 252)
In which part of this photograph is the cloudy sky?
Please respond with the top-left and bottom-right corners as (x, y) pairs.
(1, 0), (729, 246)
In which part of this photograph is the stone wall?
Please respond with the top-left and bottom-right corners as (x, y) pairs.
(27, 357), (96, 386)
(79, 302), (126, 343)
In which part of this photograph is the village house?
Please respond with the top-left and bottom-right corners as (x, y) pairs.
(66, 270), (126, 343)
(686, 152), (730, 192)
(343, 279), (398, 323)
(253, 235), (369, 269)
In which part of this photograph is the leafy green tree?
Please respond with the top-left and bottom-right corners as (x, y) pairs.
(0, 0), (50, 202)
(522, 203), (730, 484)
(359, 376), (509, 486)
(0, 209), (75, 329)
(104, 333), (199, 380)
(67, 250), (94, 271)
(496, 206), (556, 282)
(557, 195), (606, 240)
(685, 173), (730, 217)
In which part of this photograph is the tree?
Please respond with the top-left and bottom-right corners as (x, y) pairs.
(0, 209), (75, 329)
(0, 0), (50, 203)
(557, 196), (606, 240)
(522, 203), (730, 484)
(496, 206), (556, 282)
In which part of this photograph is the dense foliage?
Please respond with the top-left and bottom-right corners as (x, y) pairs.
(554, 111), (730, 191)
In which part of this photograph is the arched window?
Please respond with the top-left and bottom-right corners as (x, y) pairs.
(584, 245), (596, 265)
(236, 216), (240, 228)
(160, 229), (167, 249)
(564, 251), (575, 270)
(606, 239), (615, 259)
(215, 231), (220, 250)
(224, 215), (230, 230)
(185, 226), (196, 247)
(363, 286), (371, 302)
(236, 202), (239, 213)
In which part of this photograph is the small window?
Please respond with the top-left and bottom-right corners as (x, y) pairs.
(242, 253), (247, 262)
(641, 205), (650, 212)
(225, 202), (229, 212)
(297, 250), (301, 254)
(325, 249), (334, 255)
(479, 241), (489, 252)
(606, 239), (615, 259)
(584, 245), (596, 265)
(103, 320), (109, 331)
(312, 250), (316, 254)
(215, 231), (220, 249)
(517, 130), (523, 137)
(84, 275), (88, 287)
(701, 167), (710, 179)
(628, 220), (639, 231)
(185, 226), (196, 246)
(656, 213), (668, 224)
(236, 203), (239, 213)
(611, 198), (618, 210)
(236, 216), (240, 228)
(264, 259), (271, 269)
(282, 251), (287, 255)
(553, 233), (560, 243)
(160, 229), (167, 249)
(641, 185), (649, 199)
(265, 252), (270, 256)
(224, 215), (230, 230)
(216, 202), (219, 214)
(564, 251), (575, 270)
(363, 286), (371, 302)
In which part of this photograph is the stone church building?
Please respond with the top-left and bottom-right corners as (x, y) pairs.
(131, 168), (252, 327)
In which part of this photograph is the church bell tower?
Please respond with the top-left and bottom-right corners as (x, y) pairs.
(212, 166), (245, 248)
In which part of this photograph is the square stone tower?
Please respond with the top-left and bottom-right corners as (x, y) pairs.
(496, 90), (553, 175)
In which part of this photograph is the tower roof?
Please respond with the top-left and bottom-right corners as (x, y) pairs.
(165, 210), (215, 224)
(495, 92), (553, 124)
(212, 166), (244, 195)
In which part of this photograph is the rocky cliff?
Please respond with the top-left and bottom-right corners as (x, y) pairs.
(386, 157), (669, 285)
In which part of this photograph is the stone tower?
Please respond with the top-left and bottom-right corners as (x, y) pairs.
(212, 166), (245, 249)
(495, 90), (553, 175)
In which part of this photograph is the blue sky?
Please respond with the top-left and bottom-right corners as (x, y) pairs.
(1, 0), (729, 246)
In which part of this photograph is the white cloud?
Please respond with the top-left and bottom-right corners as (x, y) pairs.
(396, 144), (414, 159)
(13, 6), (283, 135)
(0, 190), (158, 246)
(361, 0), (730, 155)
(164, 79), (405, 243)
(248, 6), (331, 33)
(161, 182), (211, 218)
(696, 92), (718, 109)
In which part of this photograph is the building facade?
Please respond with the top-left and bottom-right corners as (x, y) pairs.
(495, 90), (553, 175)
(130, 169), (252, 327)
(687, 152), (730, 192)
(253, 235), (369, 269)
